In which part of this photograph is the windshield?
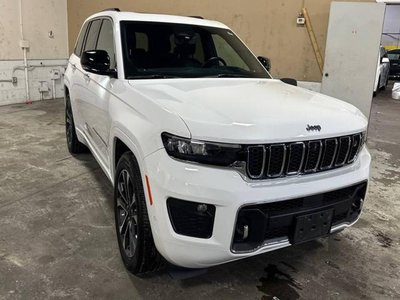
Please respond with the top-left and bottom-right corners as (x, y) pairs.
(120, 21), (271, 79)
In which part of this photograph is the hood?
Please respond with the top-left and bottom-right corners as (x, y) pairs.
(129, 78), (367, 144)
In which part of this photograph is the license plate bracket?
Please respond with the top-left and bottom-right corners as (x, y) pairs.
(291, 209), (333, 244)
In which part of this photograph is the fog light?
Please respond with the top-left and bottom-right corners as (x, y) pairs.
(236, 223), (249, 240)
(167, 198), (216, 239)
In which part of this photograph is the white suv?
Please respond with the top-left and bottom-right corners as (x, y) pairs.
(64, 9), (371, 275)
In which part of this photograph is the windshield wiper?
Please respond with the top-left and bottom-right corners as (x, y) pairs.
(217, 74), (249, 78)
(127, 74), (179, 79)
(203, 73), (249, 78)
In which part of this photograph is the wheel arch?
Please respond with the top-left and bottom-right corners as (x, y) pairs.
(111, 128), (146, 184)
(112, 131), (156, 218)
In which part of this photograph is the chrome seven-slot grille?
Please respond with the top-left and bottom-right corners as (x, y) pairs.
(246, 132), (364, 179)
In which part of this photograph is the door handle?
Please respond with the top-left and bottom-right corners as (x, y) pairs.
(71, 63), (76, 71)
(83, 73), (90, 82)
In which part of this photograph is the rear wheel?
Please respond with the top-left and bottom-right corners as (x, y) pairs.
(114, 152), (164, 275)
(65, 97), (87, 154)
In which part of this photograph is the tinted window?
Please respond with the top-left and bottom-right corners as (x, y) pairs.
(96, 19), (116, 68)
(83, 20), (102, 52)
(120, 21), (270, 79)
(74, 22), (89, 56)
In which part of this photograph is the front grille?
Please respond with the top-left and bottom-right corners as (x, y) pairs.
(246, 133), (364, 179)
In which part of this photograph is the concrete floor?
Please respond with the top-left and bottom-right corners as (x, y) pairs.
(0, 87), (399, 300)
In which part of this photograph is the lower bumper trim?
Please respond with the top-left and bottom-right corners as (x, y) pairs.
(231, 181), (367, 253)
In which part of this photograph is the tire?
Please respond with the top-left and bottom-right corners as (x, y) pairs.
(114, 152), (164, 275)
(65, 97), (87, 154)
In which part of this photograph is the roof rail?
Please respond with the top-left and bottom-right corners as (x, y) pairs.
(102, 8), (121, 12)
(188, 16), (204, 19)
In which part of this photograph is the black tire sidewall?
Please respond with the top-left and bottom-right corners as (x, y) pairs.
(65, 100), (73, 151)
(114, 153), (145, 272)
(65, 97), (86, 154)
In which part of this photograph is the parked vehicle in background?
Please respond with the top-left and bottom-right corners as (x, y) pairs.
(373, 46), (390, 97)
(388, 49), (400, 80)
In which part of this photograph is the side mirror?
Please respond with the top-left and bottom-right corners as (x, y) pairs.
(81, 50), (116, 77)
(258, 56), (271, 72)
(280, 78), (298, 86)
(381, 57), (390, 64)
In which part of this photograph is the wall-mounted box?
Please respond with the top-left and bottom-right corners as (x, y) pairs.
(19, 40), (30, 49)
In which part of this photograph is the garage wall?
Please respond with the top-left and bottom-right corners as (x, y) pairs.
(382, 5), (400, 50)
(0, 0), (69, 106)
(67, 0), (373, 82)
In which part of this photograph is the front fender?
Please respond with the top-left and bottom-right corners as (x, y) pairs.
(107, 82), (191, 182)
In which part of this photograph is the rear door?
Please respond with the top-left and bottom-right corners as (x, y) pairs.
(68, 21), (89, 131)
(321, 2), (386, 120)
(76, 19), (102, 143)
(85, 18), (117, 167)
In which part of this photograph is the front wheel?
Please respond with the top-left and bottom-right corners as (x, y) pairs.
(114, 152), (164, 275)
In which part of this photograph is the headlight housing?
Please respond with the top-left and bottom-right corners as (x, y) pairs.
(161, 132), (244, 166)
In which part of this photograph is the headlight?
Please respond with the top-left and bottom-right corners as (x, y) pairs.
(161, 132), (244, 166)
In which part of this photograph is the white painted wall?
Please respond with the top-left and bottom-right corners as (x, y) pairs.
(0, 0), (68, 106)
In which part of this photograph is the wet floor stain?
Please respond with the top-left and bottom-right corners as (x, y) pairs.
(38, 255), (55, 265)
(257, 264), (302, 300)
(375, 230), (393, 248)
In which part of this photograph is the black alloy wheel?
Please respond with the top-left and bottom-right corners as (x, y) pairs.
(116, 169), (139, 258)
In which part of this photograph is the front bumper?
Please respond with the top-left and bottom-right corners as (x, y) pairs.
(143, 146), (371, 268)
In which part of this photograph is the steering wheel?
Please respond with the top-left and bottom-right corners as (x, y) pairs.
(203, 56), (227, 68)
